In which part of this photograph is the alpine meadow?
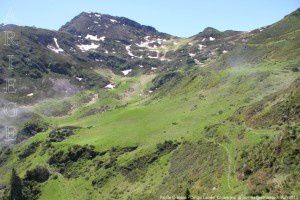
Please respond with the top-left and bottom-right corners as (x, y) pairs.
(0, 3), (299, 200)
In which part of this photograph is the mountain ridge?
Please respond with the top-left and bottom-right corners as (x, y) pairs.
(0, 8), (299, 200)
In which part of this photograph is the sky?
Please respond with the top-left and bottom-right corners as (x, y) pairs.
(0, 0), (299, 37)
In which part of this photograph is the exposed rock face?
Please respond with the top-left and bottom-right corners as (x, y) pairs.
(60, 12), (170, 43)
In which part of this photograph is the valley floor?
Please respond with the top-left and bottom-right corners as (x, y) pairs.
(0, 10), (300, 199)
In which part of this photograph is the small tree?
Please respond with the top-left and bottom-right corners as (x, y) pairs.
(185, 188), (191, 200)
(9, 168), (23, 200)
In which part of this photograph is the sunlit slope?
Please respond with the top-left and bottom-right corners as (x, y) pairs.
(0, 9), (299, 200)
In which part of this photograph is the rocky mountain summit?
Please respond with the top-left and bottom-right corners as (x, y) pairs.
(60, 12), (170, 42)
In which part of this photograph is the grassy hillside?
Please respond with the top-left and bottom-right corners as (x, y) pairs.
(0, 9), (299, 200)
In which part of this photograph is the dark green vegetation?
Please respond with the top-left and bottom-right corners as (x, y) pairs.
(15, 117), (48, 143)
(0, 8), (299, 200)
(238, 126), (299, 196)
(9, 169), (23, 200)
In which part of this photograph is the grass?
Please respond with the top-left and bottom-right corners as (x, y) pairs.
(0, 13), (299, 199)
(4, 60), (296, 198)
(2, 57), (297, 199)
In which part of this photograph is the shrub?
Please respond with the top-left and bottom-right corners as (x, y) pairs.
(16, 117), (48, 143)
(24, 166), (50, 183)
(48, 145), (98, 166)
(18, 141), (41, 160)
(48, 126), (79, 142)
(9, 169), (23, 200)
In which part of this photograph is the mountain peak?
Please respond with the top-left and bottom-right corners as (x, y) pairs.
(192, 27), (222, 39)
(59, 12), (168, 43)
(202, 27), (220, 34)
(192, 26), (242, 39)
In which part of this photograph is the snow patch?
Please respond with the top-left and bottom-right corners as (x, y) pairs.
(77, 43), (100, 52)
(194, 59), (203, 65)
(157, 38), (163, 44)
(198, 44), (206, 50)
(76, 77), (83, 81)
(136, 36), (164, 49)
(26, 93), (34, 97)
(122, 69), (132, 76)
(189, 53), (196, 58)
(105, 83), (115, 89)
(85, 34), (105, 41)
(136, 36), (168, 59)
(47, 38), (64, 54)
(125, 45), (136, 57)
(222, 50), (228, 54)
(148, 50), (160, 59)
(209, 37), (215, 41)
(110, 19), (118, 23)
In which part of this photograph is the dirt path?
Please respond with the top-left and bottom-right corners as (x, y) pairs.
(122, 74), (156, 101)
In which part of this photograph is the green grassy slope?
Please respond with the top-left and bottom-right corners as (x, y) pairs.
(0, 9), (299, 200)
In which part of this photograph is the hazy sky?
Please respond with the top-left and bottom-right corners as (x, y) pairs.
(0, 0), (299, 37)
